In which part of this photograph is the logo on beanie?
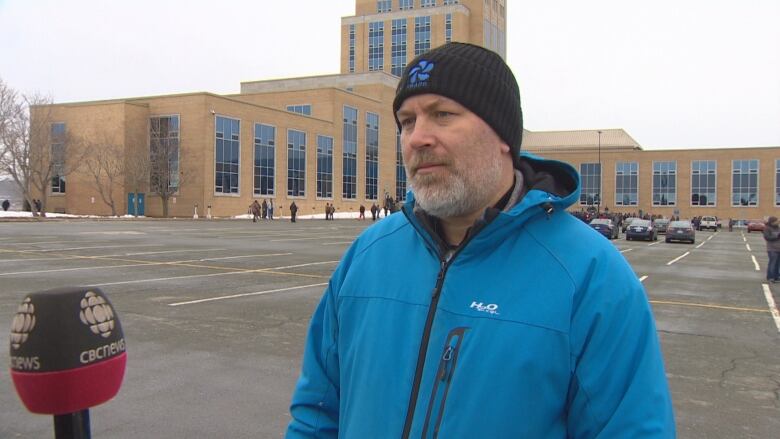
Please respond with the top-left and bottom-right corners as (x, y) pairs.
(10, 297), (36, 350)
(79, 291), (116, 338)
(408, 60), (434, 87)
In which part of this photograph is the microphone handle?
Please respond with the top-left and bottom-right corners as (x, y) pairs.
(54, 409), (91, 439)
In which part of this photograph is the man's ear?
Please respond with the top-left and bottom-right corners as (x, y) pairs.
(500, 142), (510, 153)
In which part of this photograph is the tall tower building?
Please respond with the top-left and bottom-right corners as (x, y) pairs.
(342, 0), (507, 76)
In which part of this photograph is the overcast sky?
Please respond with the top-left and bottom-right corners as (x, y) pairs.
(1, 0), (777, 150)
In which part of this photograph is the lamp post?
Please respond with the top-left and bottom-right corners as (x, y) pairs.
(597, 130), (602, 215)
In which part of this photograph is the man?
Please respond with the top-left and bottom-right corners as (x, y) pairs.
(286, 42), (674, 438)
(250, 200), (261, 223)
(763, 216), (780, 282)
(289, 201), (298, 223)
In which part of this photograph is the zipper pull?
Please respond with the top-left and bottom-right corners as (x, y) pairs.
(438, 346), (454, 381)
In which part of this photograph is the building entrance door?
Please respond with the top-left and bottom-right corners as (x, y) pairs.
(127, 193), (145, 216)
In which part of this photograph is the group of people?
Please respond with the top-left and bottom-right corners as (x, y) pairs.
(324, 203), (336, 220)
(249, 199), (274, 222)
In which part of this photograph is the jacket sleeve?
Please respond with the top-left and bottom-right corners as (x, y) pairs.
(285, 282), (341, 438)
(566, 251), (676, 438)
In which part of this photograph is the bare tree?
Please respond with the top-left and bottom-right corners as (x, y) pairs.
(149, 116), (189, 218)
(0, 80), (86, 217)
(125, 136), (150, 217)
(84, 132), (124, 216)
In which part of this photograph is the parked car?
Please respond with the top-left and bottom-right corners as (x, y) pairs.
(665, 220), (696, 243)
(626, 219), (657, 241)
(653, 218), (670, 235)
(589, 218), (619, 239)
(621, 217), (637, 233)
(699, 215), (718, 231)
(747, 220), (766, 233)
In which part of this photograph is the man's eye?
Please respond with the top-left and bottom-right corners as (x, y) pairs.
(399, 117), (415, 127)
(435, 111), (453, 118)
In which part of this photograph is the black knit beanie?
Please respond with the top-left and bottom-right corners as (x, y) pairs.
(393, 42), (523, 164)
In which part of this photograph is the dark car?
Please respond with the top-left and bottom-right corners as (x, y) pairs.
(589, 218), (619, 239)
(621, 217), (637, 233)
(626, 219), (657, 241)
(665, 220), (696, 244)
(747, 220), (766, 233)
(653, 218), (670, 235)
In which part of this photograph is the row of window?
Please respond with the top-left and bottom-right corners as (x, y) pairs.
(379, 0), (458, 13)
(212, 113), (408, 201)
(353, 14), (447, 76)
(579, 160), (780, 208)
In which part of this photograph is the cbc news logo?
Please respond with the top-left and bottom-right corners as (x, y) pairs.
(10, 297), (36, 350)
(79, 291), (116, 338)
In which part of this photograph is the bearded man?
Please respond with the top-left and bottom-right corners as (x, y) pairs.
(286, 42), (675, 438)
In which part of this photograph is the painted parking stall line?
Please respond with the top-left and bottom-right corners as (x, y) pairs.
(666, 252), (691, 266)
(751, 255), (760, 271)
(168, 283), (329, 306)
(761, 284), (780, 333)
(639, 275), (648, 282)
(746, 243), (752, 251)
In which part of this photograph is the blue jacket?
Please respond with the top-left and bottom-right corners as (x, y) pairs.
(287, 153), (675, 438)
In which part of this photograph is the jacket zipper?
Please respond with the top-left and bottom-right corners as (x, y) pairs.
(401, 257), (449, 439)
(421, 327), (466, 438)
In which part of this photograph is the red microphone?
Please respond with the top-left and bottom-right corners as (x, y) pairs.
(9, 287), (127, 439)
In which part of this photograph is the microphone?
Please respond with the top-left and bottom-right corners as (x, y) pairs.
(9, 287), (127, 439)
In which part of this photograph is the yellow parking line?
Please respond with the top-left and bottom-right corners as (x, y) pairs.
(650, 300), (769, 313)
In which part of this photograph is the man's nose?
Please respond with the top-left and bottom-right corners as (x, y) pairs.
(405, 116), (435, 150)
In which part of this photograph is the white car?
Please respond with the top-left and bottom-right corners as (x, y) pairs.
(699, 216), (718, 231)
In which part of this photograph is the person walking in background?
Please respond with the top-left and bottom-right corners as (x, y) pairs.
(289, 201), (298, 223)
(763, 216), (780, 282)
(370, 203), (378, 221)
(2, 199), (9, 211)
(286, 42), (674, 438)
(262, 199), (269, 220)
(250, 200), (261, 223)
(268, 200), (274, 220)
(358, 204), (366, 220)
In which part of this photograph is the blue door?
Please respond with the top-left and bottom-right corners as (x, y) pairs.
(127, 193), (145, 216)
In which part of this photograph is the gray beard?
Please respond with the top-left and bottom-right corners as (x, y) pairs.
(410, 162), (504, 219)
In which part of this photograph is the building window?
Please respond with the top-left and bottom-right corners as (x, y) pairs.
(579, 163), (601, 207)
(150, 116), (180, 194)
(215, 116), (239, 194)
(253, 123), (275, 196)
(317, 135), (333, 198)
(348, 24), (356, 73)
(445, 13), (452, 43)
(368, 22), (384, 71)
(365, 112), (379, 200)
(732, 159), (759, 206)
(396, 129), (407, 201)
(343, 106), (358, 199)
(286, 129), (306, 197)
(399, 0), (413, 10)
(286, 105), (311, 116)
(50, 122), (66, 194)
(776, 159), (780, 206)
(691, 160), (716, 206)
(414, 16), (431, 55)
(391, 18), (407, 77)
(443, 0), (459, 4)
(652, 161), (677, 206)
(421, 0), (436, 7)
(377, 0), (392, 12)
(615, 161), (638, 206)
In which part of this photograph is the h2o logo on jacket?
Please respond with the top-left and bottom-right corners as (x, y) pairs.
(470, 301), (499, 315)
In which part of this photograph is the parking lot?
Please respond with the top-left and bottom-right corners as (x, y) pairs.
(1, 217), (779, 438)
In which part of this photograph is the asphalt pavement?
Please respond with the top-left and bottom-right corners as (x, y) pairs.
(0, 218), (778, 438)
